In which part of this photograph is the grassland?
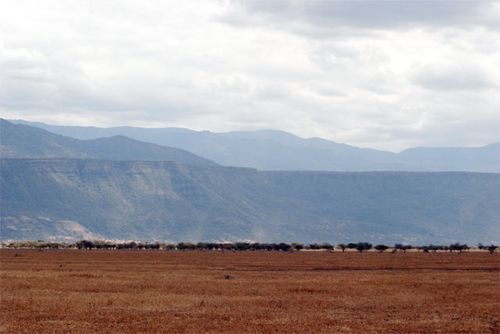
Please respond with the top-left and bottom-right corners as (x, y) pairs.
(1, 250), (499, 333)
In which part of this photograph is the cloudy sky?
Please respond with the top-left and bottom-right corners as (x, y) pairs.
(0, 0), (499, 151)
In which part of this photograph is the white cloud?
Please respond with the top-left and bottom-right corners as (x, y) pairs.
(411, 64), (497, 91)
(0, 0), (498, 151)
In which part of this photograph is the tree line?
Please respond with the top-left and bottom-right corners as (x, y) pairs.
(1, 240), (498, 253)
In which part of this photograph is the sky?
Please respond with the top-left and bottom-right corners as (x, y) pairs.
(0, 0), (499, 151)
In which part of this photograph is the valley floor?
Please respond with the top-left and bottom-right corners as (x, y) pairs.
(1, 250), (499, 333)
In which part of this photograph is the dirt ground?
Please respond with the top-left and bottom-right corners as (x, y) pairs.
(1, 250), (499, 333)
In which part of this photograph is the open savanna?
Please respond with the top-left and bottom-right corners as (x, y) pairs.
(1, 250), (499, 333)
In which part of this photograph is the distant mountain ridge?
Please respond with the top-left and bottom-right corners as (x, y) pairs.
(0, 119), (217, 167)
(10, 119), (499, 172)
(1, 158), (498, 244)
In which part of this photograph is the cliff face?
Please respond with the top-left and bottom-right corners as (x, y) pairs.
(1, 158), (498, 243)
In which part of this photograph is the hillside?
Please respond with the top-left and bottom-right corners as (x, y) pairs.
(0, 119), (216, 166)
(11, 119), (499, 172)
(1, 158), (498, 244)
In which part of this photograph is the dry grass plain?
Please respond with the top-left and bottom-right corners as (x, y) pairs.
(1, 250), (499, 334)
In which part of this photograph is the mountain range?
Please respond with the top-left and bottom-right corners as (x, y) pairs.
(0, 119), (215, 167)
(0, 119), (498, 243)
(10, 119), (500, 173)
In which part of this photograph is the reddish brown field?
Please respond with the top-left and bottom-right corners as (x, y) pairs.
(1, 250), (499, 333)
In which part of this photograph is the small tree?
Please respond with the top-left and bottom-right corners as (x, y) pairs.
(355, 242), (372, 253)
(220, 243), (235, 251)
(449, 243), (468, 253)
(164, 244), (176, 251)
(75, 240), (94, 250)
(347, 243), (357, 251)
(487, 245), (498, 254)
(321, 243), (334, 251)
(337, 244), (347, 252)
(149, 242), (160, 250)
(235, 242), (250, 251)
(177, 242), (195, 251)
(420, 246), (429, 253)
(126, 241), (138, 249)
(395, 244), (412, 253)
(374, 244), (388, 253)
(277, 243), (292, 252)
(402, 245), (413, 253)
